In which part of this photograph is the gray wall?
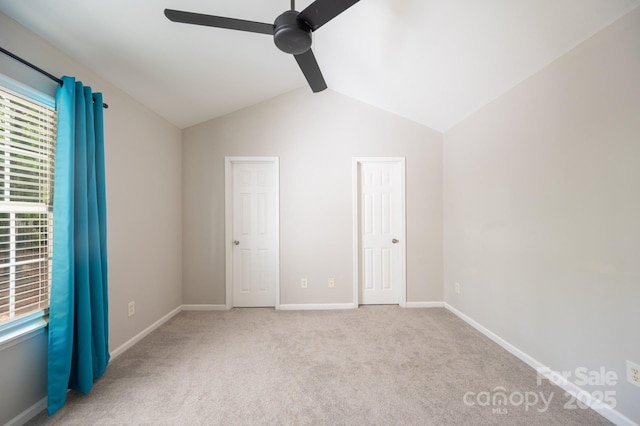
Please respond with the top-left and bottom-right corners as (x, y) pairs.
(0, 12), (183, 424)
(182, 89), (443, 306)
(444, 7), (640, 422)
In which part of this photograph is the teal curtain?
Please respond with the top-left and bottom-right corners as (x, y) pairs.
(47, 76), (109, 415)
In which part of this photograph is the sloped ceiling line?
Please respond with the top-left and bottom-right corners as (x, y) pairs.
(0, 0), (638, 131)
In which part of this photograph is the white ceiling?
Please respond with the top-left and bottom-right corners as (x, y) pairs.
(1, 0), (638, 131)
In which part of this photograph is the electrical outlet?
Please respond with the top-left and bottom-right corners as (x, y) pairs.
(627, 360), (640, 387)
(455, 282), (460, 294)
(301, 278), (308, 289)
(328, 278), (335, 288)
(128, 301), (135, 317)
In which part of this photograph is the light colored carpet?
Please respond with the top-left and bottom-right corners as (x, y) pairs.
(28, 306), (610, 425)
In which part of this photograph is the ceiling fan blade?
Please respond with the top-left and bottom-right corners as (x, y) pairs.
(294, 49), (327, 93)
(298, 0), (360, 31)
(164, 9), (274, 35)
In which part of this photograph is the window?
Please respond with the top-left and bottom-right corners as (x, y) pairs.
(0, 84), (56, 326)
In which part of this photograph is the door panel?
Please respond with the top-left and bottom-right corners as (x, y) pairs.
(231, 161), (278, 307)
(360, 161), (403, 304)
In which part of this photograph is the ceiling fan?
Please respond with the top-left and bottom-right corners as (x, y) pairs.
(164, 0), (360, 93)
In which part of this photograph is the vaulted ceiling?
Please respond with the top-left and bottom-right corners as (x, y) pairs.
(1, 0), (638, 131)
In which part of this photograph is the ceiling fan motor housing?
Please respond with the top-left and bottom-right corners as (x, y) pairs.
(274, 10), (312, 55)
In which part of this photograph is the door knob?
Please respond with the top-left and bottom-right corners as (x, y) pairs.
(233, 240), (240, 246)
(392, 238), (399, 244)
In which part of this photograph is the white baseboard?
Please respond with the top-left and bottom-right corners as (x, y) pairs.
(181, 304), (228, 311)
(278, 303), (357, 311)
(405, 301), (444, 308)
(444, 303), (542, 367)
(110, 306), (182, 360)
(444, 303), (637, 426)
(5, 397), (47, 426)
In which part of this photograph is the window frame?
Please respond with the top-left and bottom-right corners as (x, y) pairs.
(0, 73), (55, 350)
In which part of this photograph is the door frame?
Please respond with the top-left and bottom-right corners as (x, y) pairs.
(225, 156), (280, 310)
(352, 157), (407, 307)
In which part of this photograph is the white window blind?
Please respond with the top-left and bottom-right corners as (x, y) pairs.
(0, 86), (56, 324)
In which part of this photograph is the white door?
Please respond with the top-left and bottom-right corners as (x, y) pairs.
(227, 158), (279, 307)
(356, 159), (405, 305)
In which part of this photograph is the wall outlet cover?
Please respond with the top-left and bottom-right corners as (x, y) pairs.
(627, 360), (640, 387)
